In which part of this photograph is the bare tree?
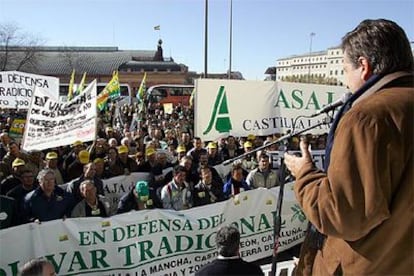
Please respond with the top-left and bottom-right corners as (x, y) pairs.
(59, 47), (93, 72)
(0, 22), (44, 71)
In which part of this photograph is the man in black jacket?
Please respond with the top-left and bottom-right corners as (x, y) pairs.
(196, 225), (264, 276)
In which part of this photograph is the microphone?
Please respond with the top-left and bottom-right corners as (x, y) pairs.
(310, 92), (352, 117)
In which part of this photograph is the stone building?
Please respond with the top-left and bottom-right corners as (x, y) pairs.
(1, 39), (192, 97)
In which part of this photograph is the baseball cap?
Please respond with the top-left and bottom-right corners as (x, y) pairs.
(45, 152), (58, 160)
(207, 142), (217, 149)
(12, 158), (25, 168)
(118, 145), (129, 154)
(244, 141), (253, 148)
(176, 145), (186, 153)
(146, 147), (156, 156)
(247, 134), (256, 141)
(93, 158), (104, 164)
(135, 181), (149, 201)
(78, 150), (90, 164)
(72, 140), (83, 147)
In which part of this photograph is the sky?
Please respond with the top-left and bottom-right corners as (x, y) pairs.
(1, 0), (413, 80)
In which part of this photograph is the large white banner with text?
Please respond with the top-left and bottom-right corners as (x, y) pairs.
(22, 80), (97, 151)
(0, 186), (307, 276)
(195, 79), (347, 141)
(0, 71), (59, 109)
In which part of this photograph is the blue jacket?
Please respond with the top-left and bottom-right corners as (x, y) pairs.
(223, 178), (250, 199)
(23, 186), (74, 223)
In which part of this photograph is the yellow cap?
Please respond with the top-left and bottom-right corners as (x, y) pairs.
(78, 150), (90, 164)
(247, 134), (256, 141)
(244, 141), (253, 148)
(93, 158), (104, 164)
(176, 145), (186, 153)
(72, 140), (83, 147)
(118, 145), (129, 154)
(12, 158), (25, 168)
(207, 142), (217, 149)
(146, 147), (156, 156)
(46, 152), (58, 160)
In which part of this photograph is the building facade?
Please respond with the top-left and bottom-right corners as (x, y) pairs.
(0, 39), (192, 97)
(270, 42), (414, 84)
(270, 46), (345, 86)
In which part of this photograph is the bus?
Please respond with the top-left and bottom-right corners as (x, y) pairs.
(147, 84), (194, 106)
(59, 83), (132, 103)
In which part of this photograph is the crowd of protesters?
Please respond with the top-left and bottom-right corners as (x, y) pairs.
(0, 101), (327, 229)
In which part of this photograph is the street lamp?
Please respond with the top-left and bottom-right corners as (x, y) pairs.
(308, 32), (315, 82)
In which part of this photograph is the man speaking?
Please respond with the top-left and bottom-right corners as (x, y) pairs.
(284, 19), (413, 275)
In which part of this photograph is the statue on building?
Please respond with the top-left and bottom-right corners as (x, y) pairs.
(153, 39), (164, 62)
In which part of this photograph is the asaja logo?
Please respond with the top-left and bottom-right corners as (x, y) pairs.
(291, 204), (306, 223)
(203, 86), (232, 135)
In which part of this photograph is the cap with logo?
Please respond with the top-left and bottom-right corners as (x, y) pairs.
(243, 141), (253, 148)
(145, 147), (156, 156)
(176, 145), (186, 153)
(46, 152), (58, 160)
(72, 140), (83, 147)
(247, 134), (256, 141)
(118, 145), (129, 154)
(207, 142), (217, 149)
(93, 158), (104, 164)
(135, 181), (149, 201)
(78, 150), (90, 164)
(12, 158), (25, 168)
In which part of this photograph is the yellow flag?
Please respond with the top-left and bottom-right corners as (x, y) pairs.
(75, 72), (87, 95)
(137, 72), (147, 100)
(67, 70), (75, 101)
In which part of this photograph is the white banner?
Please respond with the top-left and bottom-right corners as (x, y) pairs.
(268, 149), (326, 171)
(195, 79), (347, 141)
(0, 71), (59, 109)
(22, 80), (97, 151)
(0, 186), (307, 276)
(102, 173), (151, 214)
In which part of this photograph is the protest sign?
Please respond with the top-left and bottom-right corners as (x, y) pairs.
(8, 118), (26, 141)
(268, 149), (326, 171)
(102, 173), (151, 214)
(22, 80), (97, 151)
(0, 186), (307, 276)
(0, 71), (59, 109)
(195, 79), (347, 141)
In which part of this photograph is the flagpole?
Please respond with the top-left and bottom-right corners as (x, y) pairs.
(228, 0), (233, 79)
(204, 0), (208, 78)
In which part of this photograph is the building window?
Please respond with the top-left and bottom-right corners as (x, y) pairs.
(335, 70), (338, 75)
(330, 70), (333, 75)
